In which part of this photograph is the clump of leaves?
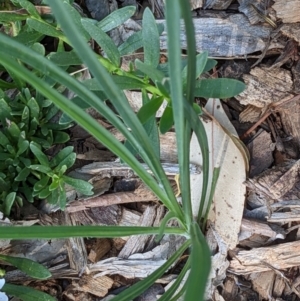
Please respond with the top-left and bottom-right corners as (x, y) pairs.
(0, 253), (56, 301)
(0, 88), (93, 215)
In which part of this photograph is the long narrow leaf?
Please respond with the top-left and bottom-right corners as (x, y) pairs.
(183, 102), (209, 222)
(165, 0), (192, 223)
(159, 257), (191, 301)
(0, 255), (51, 279)
(82, 19), (120, 67)
(195, 78), (246, 98)
(97, 6), (136, 32)
(185, 222), (211, 301)
(142, 8), (160, 67)
(0, 226), (185, 240)
(2, 284), (56, 301)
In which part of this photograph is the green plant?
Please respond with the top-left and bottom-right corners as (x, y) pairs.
(0, 1), (246, 300)
(0, 88), (93, 215)
(0, 254), (55, 300)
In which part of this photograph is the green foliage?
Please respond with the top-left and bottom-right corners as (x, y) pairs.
(0, 88), (93, 215)
(0, 254), (55, 301)
(0, 1), (247, 300)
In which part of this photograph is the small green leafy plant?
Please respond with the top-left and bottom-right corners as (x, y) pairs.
(0, 88), (93, 215)
(0, 0), (246, 300)
(0, 254), (55, 301)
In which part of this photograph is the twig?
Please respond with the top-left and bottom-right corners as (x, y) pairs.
(241, 94), (300, 139)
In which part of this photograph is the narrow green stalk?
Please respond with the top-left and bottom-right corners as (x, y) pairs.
(202, 167), (220, 230)
(159, 256), (191, 301)
(165, 0), (192, 225)
(0, 226), (186, 240)
(179, 2), (196, 106)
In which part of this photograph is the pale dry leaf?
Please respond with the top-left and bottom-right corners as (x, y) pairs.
(190, 98), (247, 249)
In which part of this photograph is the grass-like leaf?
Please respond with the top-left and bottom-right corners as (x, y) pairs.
(0, 226), (185, 239)
(165, 0), (192, 223)
(186, 222), (211, 301)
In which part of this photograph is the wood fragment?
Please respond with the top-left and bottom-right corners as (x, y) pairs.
(280, 23), (300, 44)
(239, 218), (285, 241)
(88, 239), (111, 263)
(70, 274), (114, 297)
(63, 212), (88, 274)
(250, 271), (276, 300)
(236, 66), (293, 108)
(246, 160), (300, 200)
(118, 206), (157, 258)
(273, 0), (300, 23)
(157, 14), (273, 56)
(229, 241), (300, 274)
(247, 130), (274, 177)
(204, 0), (233, 10)
(66, 190), (157, 213)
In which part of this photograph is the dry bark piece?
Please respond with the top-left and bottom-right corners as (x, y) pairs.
(280, 23), (300, 44)
(292, 60), (300, 93)
(273, 274), (286, 297)
(269, 40), (299, 69)
(229, 240), (300, 274)
(88, 238), (111, 263)
(238, 0), (273, 25)
(239, 217), (285, 241)
(69, 274), (114, 297)
(239, 105), (264, 123)
(119, 208), (142, 227)
(235, 66), (293, 108)
(75, 161), (200, 177)
(118, 205), (157, 258)
(273, 0), (300, 23)
(246, 160), (300, 200)
(66, 190), (157, 213)
(278, 89), (300, 157)
(63, 212), (88, 274)
(88, 235), (185, 279)
(250, 271), (276, 300)
(204, 0), (233, 9)
(157, 14), (273, 57)
(247, 130), (274, 177)
(70, 205), (121, 226)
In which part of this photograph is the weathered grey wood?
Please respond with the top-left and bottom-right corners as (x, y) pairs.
(75, 161), (201, 177)
(236, 66), (293, 108)
(157, 14), (273, 56)
(118, 206), (157, 258)
(246, 160), (300, 200)
(204, 0), (233, 10)
(229, 241), (300, 274)
(239, 218), (285, 241)
(64, 212), (88, 274)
